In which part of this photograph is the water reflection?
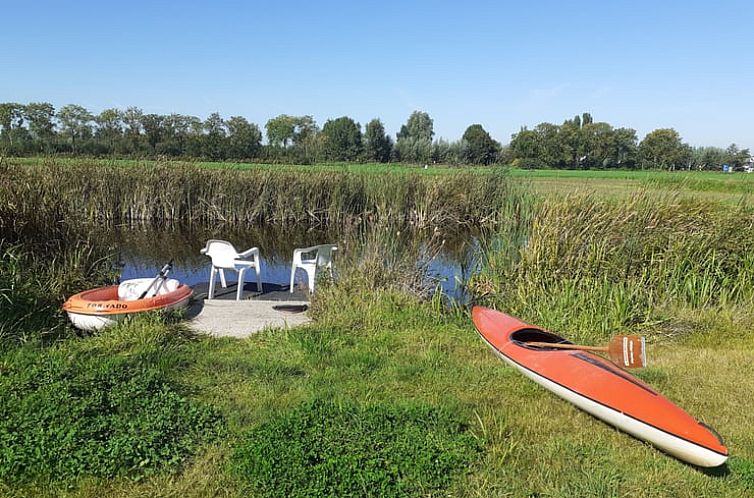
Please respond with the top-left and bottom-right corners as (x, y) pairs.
(95, 223), (481, 299)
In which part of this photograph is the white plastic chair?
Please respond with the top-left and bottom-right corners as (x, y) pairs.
(289, 244), (337, 293)
(200, 239), (262, 300)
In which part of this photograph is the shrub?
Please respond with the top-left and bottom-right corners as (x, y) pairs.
(231, 400), (484, 497)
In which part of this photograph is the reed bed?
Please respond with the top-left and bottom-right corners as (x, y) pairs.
(470, 192), (754, 341)
(0, 176), (118, 343)
(1, 159), (515, 227)
(0, 240), (116, 343)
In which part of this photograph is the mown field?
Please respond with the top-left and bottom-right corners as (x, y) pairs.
(1, 158), (753, 497)
(8, 156), (754, 200)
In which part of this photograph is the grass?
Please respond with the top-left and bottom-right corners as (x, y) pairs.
(1, 297), (752, 497)
(7, 156), (495, 176)
(231, 400), (483, 497)
(2, 159), (754, 496)
(0, 321), (224, 484)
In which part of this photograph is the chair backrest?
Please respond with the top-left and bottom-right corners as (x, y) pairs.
(201, 239), (240, 269)
(315, 244), (337, 268)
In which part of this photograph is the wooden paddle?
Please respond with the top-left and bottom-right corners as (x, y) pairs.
(526, 335), (647, 369)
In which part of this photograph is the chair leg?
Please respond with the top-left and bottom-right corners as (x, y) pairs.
(208, 267), (216, 300)
(237, 268), (246, 301)
(289, 266), (296, 293)
(305, 267), (317, 293)
(219, 269), (227, 288)
(255, 264), (262, 293)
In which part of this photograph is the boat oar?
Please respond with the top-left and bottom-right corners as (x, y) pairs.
(527, 335), (647, 369)
(137, 260), (174, 300)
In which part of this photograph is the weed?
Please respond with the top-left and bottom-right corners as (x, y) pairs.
(0, 335), (224, 484)
(230, 399), (484, 498)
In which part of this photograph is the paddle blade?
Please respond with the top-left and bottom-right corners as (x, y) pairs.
(607, 335), (646, 369)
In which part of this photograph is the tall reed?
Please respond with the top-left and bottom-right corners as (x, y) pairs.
(1, 159), (515, 227)
(0, 161), (118, 342)
(470, 192), (754, 341)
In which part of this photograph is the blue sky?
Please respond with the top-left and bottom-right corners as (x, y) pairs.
(2, 0), (753, 148)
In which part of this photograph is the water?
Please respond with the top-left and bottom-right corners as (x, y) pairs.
(101, 223), (481, 299)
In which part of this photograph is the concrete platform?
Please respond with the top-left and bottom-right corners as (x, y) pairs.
(187, 281), (312, 338)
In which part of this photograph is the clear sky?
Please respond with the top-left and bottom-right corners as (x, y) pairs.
(2, 0), (753, 148)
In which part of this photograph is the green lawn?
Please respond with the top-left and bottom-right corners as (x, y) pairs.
(10, 156), (754, 198)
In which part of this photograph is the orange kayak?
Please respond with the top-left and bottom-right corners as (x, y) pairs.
(471, 306), (728, 467)
(63, 282), (192, 331)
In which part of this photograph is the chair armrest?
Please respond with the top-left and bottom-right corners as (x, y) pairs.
(294, 245), (320, 255)
(238, 247), (260, 259)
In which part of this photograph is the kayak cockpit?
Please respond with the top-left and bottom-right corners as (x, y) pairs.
(511, 328), (572, 349)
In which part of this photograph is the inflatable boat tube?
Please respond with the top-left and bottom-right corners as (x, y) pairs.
(63, 278), (192, 331)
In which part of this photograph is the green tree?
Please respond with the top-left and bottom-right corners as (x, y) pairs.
(293, 115), (318, 146)
(638, 128), (691, 170)
(203, 112), (227, 160)
(461, 124), (499, 165)
(24, 102), (56, 147)
(559, 118), (586, 168)
(401, 111), (433, 141)
(265, 114), (297, 147)
(581, 122), (620, 168)
(533, 122), (561, 167)
(396, 111), (434, 163)
(292, 116), (320, 162)
(184, 115), (205, 157)
(605, 127), (639, 169)
(95, 108), (123, 152)
(0, 103), (26, 149)
(432, 138), (463, 165)
(122, 106), (144, 153)
(689, 146), (725, 171)
(364, 119), (393, 162)
(57, 104), (94, 153)
(724, 144), (751, 170)
(227, 116), (262, 159)
(141, 114), (165, 153)
(321, 116), (362, 161)
(508, 127), (543, 168)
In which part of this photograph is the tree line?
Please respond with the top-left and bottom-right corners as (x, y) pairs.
(0, 103), (496, 165)
(509, 113), (751, 171)
(0, 103), (749, 170)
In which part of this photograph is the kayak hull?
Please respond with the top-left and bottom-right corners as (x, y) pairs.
(63, 284), (192, 331)
(472, 306), (728, 467)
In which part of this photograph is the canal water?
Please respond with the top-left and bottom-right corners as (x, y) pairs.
(103, 223), (482, 299)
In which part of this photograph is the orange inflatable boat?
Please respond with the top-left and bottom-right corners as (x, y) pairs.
(63, 276), (192, 331)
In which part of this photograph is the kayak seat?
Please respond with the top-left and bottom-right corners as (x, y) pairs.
(511, 328), (571, 348)
(200, 239), (262, 300)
